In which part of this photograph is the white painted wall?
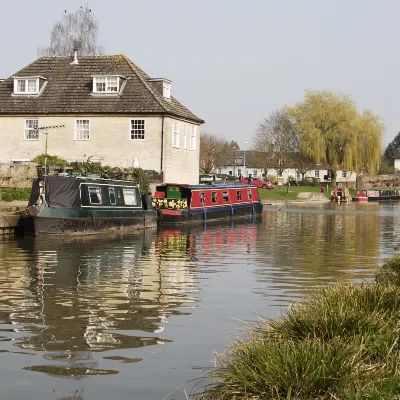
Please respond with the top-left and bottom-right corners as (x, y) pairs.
(0, 115), (201, 184)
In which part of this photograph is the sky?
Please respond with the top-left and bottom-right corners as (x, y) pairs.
(0, 0), (398, 148)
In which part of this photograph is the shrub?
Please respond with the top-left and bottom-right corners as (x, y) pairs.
(0, 188), (31, 202)
(32, 153), (69, 166)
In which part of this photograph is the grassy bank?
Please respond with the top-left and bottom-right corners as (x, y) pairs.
(258, 185), (327, 201)
(195, 255), (400, 399)
(0, 188), (31, 202)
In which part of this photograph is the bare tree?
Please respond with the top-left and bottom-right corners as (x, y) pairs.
(200, 133), (233, 173)
(38, 5), (103, 56)
(252, 109), (297, 176)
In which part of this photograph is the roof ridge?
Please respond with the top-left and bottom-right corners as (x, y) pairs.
(122, 56), (168, 113)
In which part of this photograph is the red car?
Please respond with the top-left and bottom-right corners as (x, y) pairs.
(240, 177), (274, 189)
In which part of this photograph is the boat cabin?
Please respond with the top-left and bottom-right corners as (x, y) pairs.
(153, 183), (260, 210)
(29, 176), (144, 210)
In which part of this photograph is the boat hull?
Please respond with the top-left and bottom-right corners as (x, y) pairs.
(157, 202), (263, 225)
(20, 207), (157, 235)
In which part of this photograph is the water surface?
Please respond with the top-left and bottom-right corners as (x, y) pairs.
(0, 203), (398, 399)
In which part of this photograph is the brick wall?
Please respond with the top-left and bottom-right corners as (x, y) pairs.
(357, 174), (400, 190)
(0, 163), (37, 188)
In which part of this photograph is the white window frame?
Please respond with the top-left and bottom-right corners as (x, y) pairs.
(123, 188), (137, 205)
(253, 169), (258, 178)
(189, 125), (196, 150)
(130, 119), (146, 140)
(342, 170), (347, 178)
(93, 76), (120, 93)
(14, 78), (39, 95)
(75, 119), (90, 141)
(173, 121), (180, 148)
(163, 81), (171, 99)
(24, 119), (39, 140)
(108, 187), (116, 205)
(88, 187), (102, 204)
(315, 170), (319, 178)
(183, 123), (187, 150)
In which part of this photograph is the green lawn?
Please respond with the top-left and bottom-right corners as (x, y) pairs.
(258, 185), (328, 201)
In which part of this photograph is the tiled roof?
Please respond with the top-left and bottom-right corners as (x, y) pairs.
(0, 55), (204, 123)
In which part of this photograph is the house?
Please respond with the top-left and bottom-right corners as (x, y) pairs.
(0, 52), (204, 184)
(216, 150), (357, 184)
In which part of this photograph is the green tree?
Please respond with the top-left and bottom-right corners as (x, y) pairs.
(383, 132), (400, 167)
(229, 140), (240, 150)
(285, 90), (383, 185)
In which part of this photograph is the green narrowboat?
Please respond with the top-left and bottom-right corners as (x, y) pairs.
(21, 176), (156, 235)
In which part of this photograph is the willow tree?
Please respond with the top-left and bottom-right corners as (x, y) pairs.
(285, 90), (384, 185)
(38, 5), (103, 56)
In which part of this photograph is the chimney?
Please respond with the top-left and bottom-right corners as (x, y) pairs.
(70, 40), (83, 65)
(70, 49), (79, 65)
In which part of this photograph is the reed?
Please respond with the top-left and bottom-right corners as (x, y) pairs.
(195, 282), (400, 399)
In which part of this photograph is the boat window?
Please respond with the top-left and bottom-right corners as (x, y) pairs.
(123, 188), (137, 205)
(247, 189), (252, 200)
(200, 192), (206, 204)
(236, 190), (242, 200)
(109, 188), (116, 205)
(88, 187), (102, 204)
(212, 191), (218, 203)
(223, 191), (229, 202)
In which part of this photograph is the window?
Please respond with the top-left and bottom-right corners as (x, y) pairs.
(238, 169), (242, 176)
(228, 170), (232, 176)
(88, 187), (102, 204)
(130, 119), (145, 140)
(342, 171), (347, 178)
(189, 125), (196, 150)
(247, 189), (252, 200)
(236, 190), (242, 201)
(253, 170), (258, 178)
(93, 76), (119, 93)
(163, 81), (171, 99)
(173, 121), (180, 148)
(24, 119), (39, 140)
(217, 168), (221, 174)
(123, 188), (137, 205)
(223, 191), (229, 202)
(200, 192), (205, 204)
(109, 188), (116, 205)
(212, 192), (218, 203)
(75, 120), (90, 140)
(183, 124), (187, 149)
(235, 158), (244, 164)
(14, 78), (39, 94)
(296, 172), (301, 180)
(314, 170), (319, 178)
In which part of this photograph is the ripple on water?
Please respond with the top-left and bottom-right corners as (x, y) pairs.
(0, 205), (395, 399)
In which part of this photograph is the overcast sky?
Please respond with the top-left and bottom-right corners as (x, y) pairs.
(0, 0), (398, 148)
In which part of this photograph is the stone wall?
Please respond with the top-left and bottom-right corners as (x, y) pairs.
(357, 174), (400, 190)
(0, 163), (37, 188)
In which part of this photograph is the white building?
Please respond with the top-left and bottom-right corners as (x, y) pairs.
(0, 53), (204, 184)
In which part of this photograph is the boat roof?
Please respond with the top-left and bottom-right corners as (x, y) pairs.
(157, 183), (257, 190)
(45, 175), (138, 186)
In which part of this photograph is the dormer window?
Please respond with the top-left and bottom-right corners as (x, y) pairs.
(148, 78), (172, 99)
(93, 76), (120, 93)
(163, 81), (171, 99)
(13, 77), (40, 95)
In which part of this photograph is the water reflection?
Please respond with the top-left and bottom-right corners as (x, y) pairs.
(0, 205), (398, 399)
(0, 231), (199, 378)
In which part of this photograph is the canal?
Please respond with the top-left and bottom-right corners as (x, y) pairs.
(0, 203), (399, 399)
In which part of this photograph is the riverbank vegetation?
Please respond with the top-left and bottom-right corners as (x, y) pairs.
(195, 255), (400, 399)
(0, 188), (31, 202)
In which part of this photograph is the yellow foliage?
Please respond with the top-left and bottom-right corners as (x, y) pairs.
(285, 90), (384, 174)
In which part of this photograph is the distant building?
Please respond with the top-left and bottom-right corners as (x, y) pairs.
(216, 150), (357, 183)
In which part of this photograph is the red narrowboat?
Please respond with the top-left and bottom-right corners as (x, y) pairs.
(153, 183), (263, 224)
